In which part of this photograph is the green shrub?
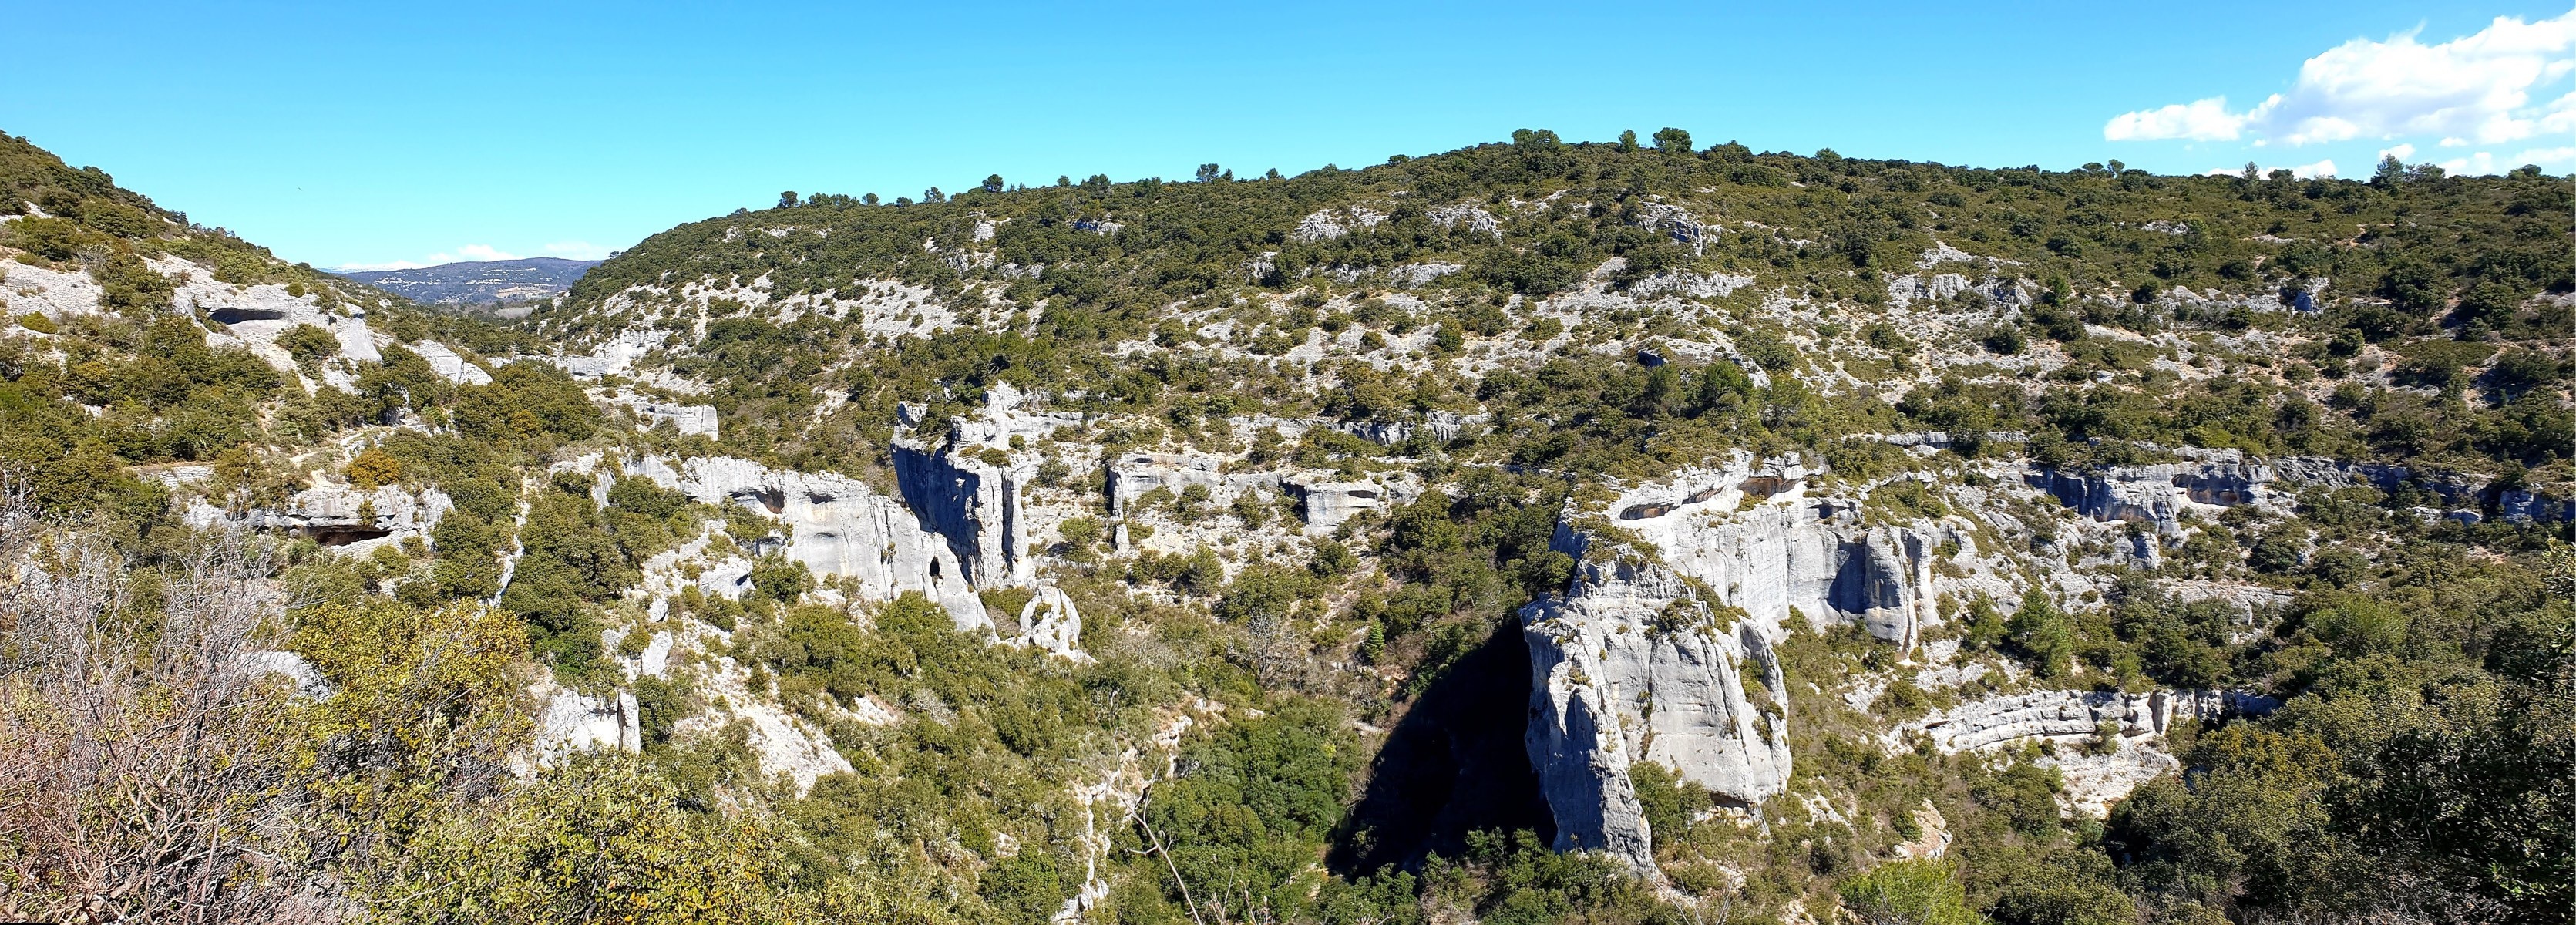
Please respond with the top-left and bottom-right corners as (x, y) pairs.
(1841, 859), (1979, 925)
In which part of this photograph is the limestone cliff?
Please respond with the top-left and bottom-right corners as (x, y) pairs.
(620, 455), (990, 631)
(1105, 449), (1419, 536)
(184, 482), (452, 552)
(1600, 455), (1948, 650)
(1902, 688), (2281, 754)
(1520, 455), (2053, 875)
(893, 384), (1082, 588)
(1521, 536), (1791, 875)
(1895, 688), (2282, 816)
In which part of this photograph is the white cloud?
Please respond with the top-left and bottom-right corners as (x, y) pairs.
(2203, 160), (2339, 179)
(2440, 136), (2470, 146)
(2440, 151), (2502, 175)
(2379, 143), (2417, 161)
(2511, 144), (2576, 166)
(2104, 97), (2245, 140)
(2109, 9), (2576, 146)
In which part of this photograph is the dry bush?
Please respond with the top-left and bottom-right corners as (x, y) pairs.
(0, 496), (337, 923)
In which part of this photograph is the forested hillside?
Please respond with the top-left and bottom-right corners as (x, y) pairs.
(338, 256), (603, 308)
(2, 128), (2570, 925)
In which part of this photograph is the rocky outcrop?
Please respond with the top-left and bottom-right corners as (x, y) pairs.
(1522, 541), (1791, 876)
(893, 385), (1081, 588)
(1387, 262), (1465, 288)
(1626, 202), (1710, 254)
(1107, 452), (1236, 514)
(1326, 410), (1488, 448)
(1902, 688), (2279, 754)
(663, 641), (859, 796)
(531, 683), (641, 763)
(1289, 207), (1387, 244)
(1426, 204), (1501, 238)
(1221, 411), (1487, 449)
(621, 456), (988, 630)
(1284, 475), (1419, 536)
(84, 255), (392, 389)
(2498, 489), (2576, 524)
(1624, 270), (1755, 298)
(2027, 459), (2281, 537)
(1875, 430), (2029, 449)
(600, 388), (718, 437)
(1896, 687), (2281, 816)
(1015, 585), (1083, 658)
(1105, 446), (1421, 536)
(409, 341), (494, 385)
(186, 483), (452, 550)
(2030, 452), (2571, 536)
(238, 651), (333, 698)
(1605, 456), (1942, 649)
(1885, 272), (2030, 311)
(556, 328), (670, 378)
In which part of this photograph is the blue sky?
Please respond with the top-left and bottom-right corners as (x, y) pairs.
(5, 2), (2568, 271)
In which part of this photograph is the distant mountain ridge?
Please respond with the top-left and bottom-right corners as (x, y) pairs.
(336, 256), (600, 306)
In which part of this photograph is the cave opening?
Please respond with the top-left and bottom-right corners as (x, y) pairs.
(1329, 618), (1554, 876)
(208, 306), (291, 325)
(308, 526), (392, 546)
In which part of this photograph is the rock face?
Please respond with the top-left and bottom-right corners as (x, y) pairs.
(1606, 457), (1942, 650)
(600, 389), (718, 436)
(1015, 585), (1084, 658)
(187, 483), (452, 551)
(893, 440), (1026, 587)
(1522, 534), (1792, 876)
(409, 340), (495, 385)
(1842, 527), (1934, 651)
(1286, 478), (1407, 536)
(893, 385), (1081, 588)
(2030, 452), (2571, 544)
(532, 684), (641, 763)
(621, 456), (989, 630)
(1903, 688), (2279, 754)
(1518, 456), (2030, 875)
(1106, 452), (1233, 514)
(1897, 687), (2282, 816)
(2028, 459), (2282, 538)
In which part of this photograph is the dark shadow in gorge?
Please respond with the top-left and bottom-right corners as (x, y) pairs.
(1328, 618), (1555, 876)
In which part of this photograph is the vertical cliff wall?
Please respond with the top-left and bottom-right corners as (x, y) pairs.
(890, 384), (1083, 589)
(1522, 540), (1792, 876)
(622, 456), (989, 631)
(1602, 456), (1941, 649)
